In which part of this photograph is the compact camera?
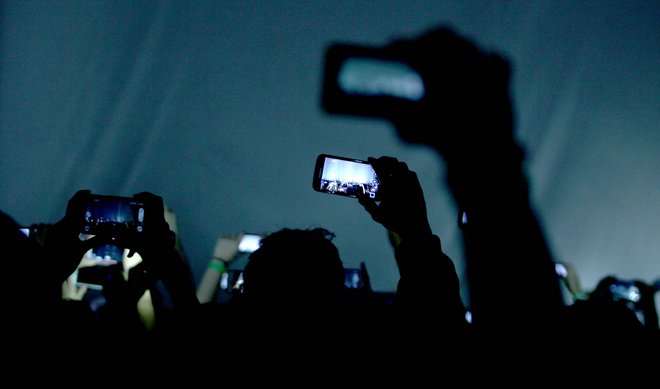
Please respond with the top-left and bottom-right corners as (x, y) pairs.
(80, 194), (145, 236)
(312, 154), (381, 200)
(321, 42), (426, 118)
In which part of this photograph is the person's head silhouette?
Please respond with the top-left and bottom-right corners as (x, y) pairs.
(241, 227), (346, 313)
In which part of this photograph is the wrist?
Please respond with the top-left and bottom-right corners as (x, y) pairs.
(396, 224), (433, 242)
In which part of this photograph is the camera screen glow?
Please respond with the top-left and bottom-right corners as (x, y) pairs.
(322, 158), (375, 183)
(338, 58), (425, 101)
(82, 196), (145, 235)
(239, 234), (261, 253)
(609, 283), (641, 302)
(319, 157), (379, 199)
(344, 268), (363, 289)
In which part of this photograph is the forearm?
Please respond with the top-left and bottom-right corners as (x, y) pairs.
(446, 142), (564, 329)
(196, 259), (227, 304)
(394, 234), (467, 328)
(153, 251), (200, 310)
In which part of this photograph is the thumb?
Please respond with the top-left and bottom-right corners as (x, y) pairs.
(358, 197), (379, 220)
(360, 262), (373, 292)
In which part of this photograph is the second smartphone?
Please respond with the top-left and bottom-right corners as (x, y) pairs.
(312, 154), (381, 200)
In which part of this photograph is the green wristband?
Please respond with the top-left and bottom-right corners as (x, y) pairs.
(209, 260), (227, 273)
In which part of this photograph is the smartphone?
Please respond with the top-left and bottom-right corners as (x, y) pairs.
(609, 281), (641, 303)
(81, 194), (145, 236)
(73, 265), (115, 290)
(220, 269), (245, 294)
(344, 268), (364, 289)
(322, 43), (425, 118)
(238, 233), (262, 253)
(312, 154), (381, 200)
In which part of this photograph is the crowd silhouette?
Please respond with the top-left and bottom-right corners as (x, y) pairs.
(1, 25), (657, 378)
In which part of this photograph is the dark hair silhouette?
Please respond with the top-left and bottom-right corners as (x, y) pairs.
(242, 227), (346, 308)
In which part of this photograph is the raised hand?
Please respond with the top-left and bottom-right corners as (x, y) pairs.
(358, 156), (432, 240)
(44, 190), (114, 283)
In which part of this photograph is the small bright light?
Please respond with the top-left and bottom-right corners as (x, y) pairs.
(461, 211), (468, 225)
(555, 263), (568, 278)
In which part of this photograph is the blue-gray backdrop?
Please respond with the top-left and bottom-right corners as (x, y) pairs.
(1, 1), (658, 306)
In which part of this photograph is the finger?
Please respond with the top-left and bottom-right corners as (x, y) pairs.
(360, 262), (373, 292)
(66, 190), (91, 220)
(358, 196), (379, 218)
(134, 192), (166, 224)
(368, 157), (390, 181)
(369, 156), (404, 189)
(76, 284), (88, 298)
(97, 258), (118, 266)
(79, 256), (100, 268)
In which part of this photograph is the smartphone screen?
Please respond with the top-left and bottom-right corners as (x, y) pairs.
(322, 43), (425, 118)
(337, 57), (424, 101)
(81, 194), (145, 235)
(312, 154), (381, 200)
(238, 234), (262, 253)
(220, 269), (245, 293)
(73, 265), (115, 290)
(344, 268), (364, 289)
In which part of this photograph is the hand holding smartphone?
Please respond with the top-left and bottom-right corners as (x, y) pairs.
(312, 154), (381, 200)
